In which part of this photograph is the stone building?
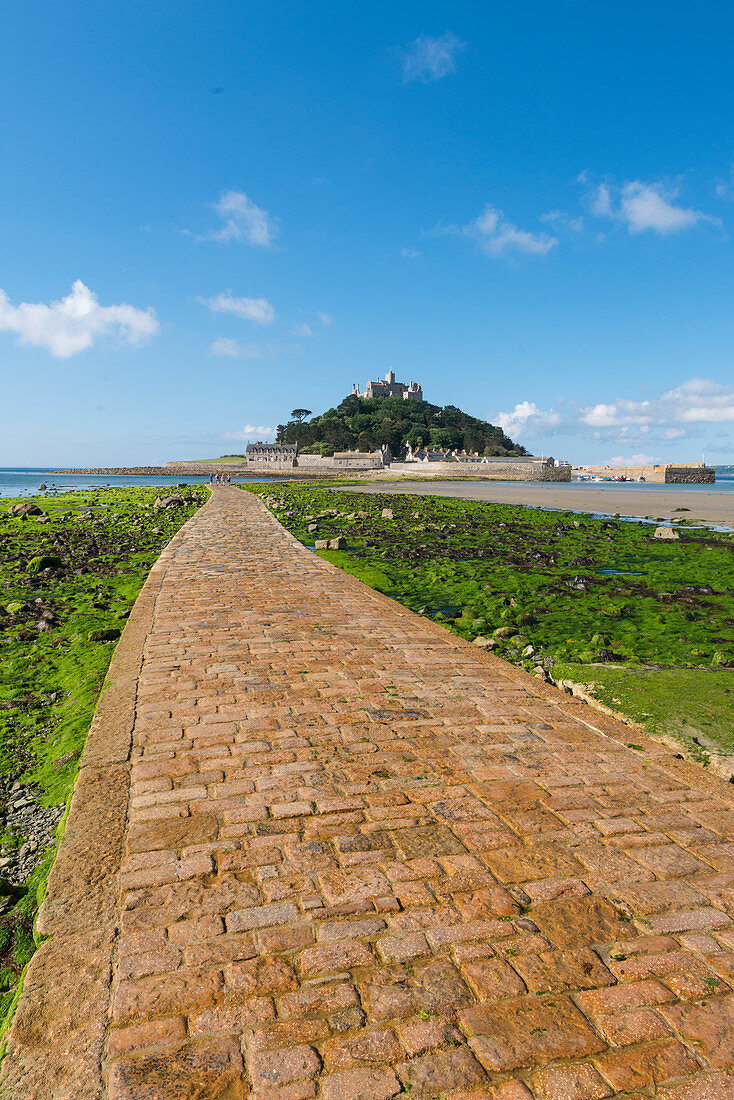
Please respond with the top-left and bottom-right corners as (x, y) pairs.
(331, 448), (389, 469)
(295, 446), (391, 470)
(245, 443), (298, 466)
(352, 370), (422, 401)
(404, 445), (556, 466)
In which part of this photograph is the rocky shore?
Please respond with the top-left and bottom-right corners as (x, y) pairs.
(54, 466), (183, 476)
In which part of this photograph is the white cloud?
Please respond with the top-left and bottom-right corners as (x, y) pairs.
(209, 337), (264, 359)
(715, 165), (734, 200)
(0, 279), (159, 358)
(222, 424), (276, 441)
(589, 182), (613, 218)
(587, 179), (719, 235)
(295, 311), (333, 337)
(441, 204), (557, 257)
(495, 378), (734, 446)
(402, 32), (466, 83)
(495, 401), (563, 437)
(581, 400), (653, 428)
(198, 291), (275, 325)
(203, 190), (276, 246)
(539, 210), (584, 234)
(608, 453), (660, 465)
(400, 247), (422, 258)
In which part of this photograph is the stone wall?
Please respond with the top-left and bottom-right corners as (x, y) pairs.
(665, 466), (716, 484)
(573, 463), (714, 484)
(388, 461), (572, 481)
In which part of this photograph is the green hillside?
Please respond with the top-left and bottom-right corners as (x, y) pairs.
(275, 394), (526, 457)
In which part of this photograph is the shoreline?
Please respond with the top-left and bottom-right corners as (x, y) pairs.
(349, 478), (734, 527)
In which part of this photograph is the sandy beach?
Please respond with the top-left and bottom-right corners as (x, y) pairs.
(350, 479), (734, 527)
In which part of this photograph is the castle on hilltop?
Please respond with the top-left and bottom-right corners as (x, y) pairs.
(352, 370), (422, 402)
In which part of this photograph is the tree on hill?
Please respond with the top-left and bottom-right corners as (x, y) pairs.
(275, 394), (526, 457)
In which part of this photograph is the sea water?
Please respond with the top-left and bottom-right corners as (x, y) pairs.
(0, 468), (259, 498)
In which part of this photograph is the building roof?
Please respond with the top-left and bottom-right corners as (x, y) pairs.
(245, 442), (297, 452)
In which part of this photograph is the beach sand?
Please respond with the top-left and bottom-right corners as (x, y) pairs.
(350, 479), (734, 527)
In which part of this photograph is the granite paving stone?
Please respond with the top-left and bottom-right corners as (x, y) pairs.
(5, 485), (734, 1098)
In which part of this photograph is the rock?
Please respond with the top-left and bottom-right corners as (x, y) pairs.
(517, 612), (535, 625)
(87, 628), (121, 642)
(654, 526), (680, 540)
(307, 524), (318, 533)
(27, 555), (63, 575)
(35, 515), (50, 524)
(595, 649), (616, 662)
(472, 636), (496, 649)
(381, 508), (393, 519)
(9, 502), (43, 517)
(314, 539), (330, 550)
(153, 495), (185, 510)
(328, 537), (346, 550)
(493, 626), (517, 639)
(39, 483), (47, 490)
(522, 645), (535, 657)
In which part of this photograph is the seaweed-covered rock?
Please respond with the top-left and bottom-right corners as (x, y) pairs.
(9, 503), (43, 517)
(493, 626), (517, 639)
(27, 556), (63, 575)
(87, 627), (121, 642)
(5, 602), (28, 615)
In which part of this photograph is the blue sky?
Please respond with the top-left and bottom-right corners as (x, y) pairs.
(2, 0), (734, 466)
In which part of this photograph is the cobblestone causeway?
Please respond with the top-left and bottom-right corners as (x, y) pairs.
(8, 486), (734, 1098)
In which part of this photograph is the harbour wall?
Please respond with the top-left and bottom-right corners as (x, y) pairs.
(573, 463), (715, 484)
(387, 461), (571, 481)
(62, 461), (571, 482)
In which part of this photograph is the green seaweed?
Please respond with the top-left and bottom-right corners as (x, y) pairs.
(244, 481), (734, 762)
(0, 484), (205, 1035)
